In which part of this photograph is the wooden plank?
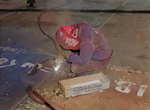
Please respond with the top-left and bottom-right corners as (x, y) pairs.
(54, 67), (150, 110)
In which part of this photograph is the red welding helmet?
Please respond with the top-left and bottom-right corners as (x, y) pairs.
(56, 25), (80, 50)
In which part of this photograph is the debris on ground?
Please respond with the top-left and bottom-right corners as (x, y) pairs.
(137, 85), (147, 97)
(114, 76), (126, 82)
(98, 89), (103, 94)
(136, 70), (142, 74)
(53, 88), (64, 98)
(106, 65), (149, 76)
(41, 88), (64, 102)
(109, 65), (149, 95)
(16, 88), (62, 110)
(17, 100), (45, 110)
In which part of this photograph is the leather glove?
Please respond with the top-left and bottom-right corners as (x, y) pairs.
(66, 59), (72, 64)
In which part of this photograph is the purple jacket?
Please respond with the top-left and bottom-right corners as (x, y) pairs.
(68, 23), (112, 66)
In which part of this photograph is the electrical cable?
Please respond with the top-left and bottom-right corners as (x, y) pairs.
(37, 0), (72, 46)
(38, 10), (55, 43)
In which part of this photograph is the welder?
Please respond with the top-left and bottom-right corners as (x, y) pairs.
(56, 23), (113, 74)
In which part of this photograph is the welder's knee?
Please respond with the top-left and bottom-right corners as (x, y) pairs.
(70, 64), (78, 73)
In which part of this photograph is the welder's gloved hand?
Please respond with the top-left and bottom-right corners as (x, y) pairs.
(55, 60), (72, 74)
(56, 54), (66, 63)
(66, 59), (72, 64)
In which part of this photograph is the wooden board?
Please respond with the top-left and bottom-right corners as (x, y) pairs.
(54, 66), (150, 110)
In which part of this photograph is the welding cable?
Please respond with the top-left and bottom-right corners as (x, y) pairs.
(37, 0), (72, 46)
(37, 10), (55, 43)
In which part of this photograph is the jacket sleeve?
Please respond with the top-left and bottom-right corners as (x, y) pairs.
(68, 42), (94, 66)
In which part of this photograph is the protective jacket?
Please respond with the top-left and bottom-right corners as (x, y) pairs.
(68, 23), (112, 66)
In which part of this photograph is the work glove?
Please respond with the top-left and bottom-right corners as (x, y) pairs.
(66, 59), (72, 64)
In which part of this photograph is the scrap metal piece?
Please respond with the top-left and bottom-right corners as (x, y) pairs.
(39, 57), (50, 63)
(28, 58), (40, 75)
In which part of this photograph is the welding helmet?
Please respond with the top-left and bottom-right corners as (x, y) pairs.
(56, 25), (80, 50)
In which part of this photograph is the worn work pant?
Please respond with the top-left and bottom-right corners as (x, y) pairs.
(71, 57), (110, 74)
(60, 49), (113, 74)
(71, 50), (113, 74)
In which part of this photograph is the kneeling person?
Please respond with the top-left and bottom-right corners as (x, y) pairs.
(56, 23), (113, 74)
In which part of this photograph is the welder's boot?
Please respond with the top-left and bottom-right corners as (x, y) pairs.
(74, 71), (94, 77)
(27, 0), (36, 8)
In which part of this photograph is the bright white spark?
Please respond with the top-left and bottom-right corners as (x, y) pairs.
(54, 57), (61, 71)
(54, 65), (60, 71)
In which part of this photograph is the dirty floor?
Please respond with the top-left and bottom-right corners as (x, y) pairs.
(0, 0), (150, 110)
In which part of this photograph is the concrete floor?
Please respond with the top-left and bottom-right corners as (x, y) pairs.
(0, 0), (150, 110)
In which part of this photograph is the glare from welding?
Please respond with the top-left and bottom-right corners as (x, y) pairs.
(54, 65), (60, 71)
(54, 57), (61, 71)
